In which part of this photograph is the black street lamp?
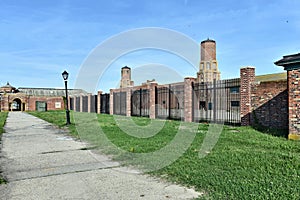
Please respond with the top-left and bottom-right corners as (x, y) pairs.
(62, 70), (71, 125)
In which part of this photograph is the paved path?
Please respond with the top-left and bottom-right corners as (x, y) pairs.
(0, 112), (200, 200)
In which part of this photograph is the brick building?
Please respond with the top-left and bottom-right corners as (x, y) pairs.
(0, 82), (86, 112)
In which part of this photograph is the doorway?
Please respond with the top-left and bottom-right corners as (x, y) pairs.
(11, 98), (22, 111)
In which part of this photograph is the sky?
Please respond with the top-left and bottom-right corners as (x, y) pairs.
(0, 0), (300, 93)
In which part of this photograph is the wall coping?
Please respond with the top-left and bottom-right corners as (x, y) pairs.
(240, 66), (255, 69)
(275, 53), (300, 70)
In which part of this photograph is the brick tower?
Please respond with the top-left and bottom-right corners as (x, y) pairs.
(120, 66), (134, 88)
(197, 39), (221, 82)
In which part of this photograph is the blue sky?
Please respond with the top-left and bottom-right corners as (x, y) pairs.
(0, 0), (300, 93)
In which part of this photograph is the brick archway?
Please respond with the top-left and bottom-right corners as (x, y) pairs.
(10, 98), (24, 111)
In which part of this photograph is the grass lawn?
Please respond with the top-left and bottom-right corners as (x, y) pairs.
(29, 111), (300, 199)
(0, 112), (8, 184)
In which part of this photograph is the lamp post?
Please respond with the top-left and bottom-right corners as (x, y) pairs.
(62, 70), (71, 125)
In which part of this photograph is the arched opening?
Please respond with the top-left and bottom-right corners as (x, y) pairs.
(11, 98), (22, 111)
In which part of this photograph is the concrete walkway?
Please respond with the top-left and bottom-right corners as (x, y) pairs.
(0, 112), (200, 200)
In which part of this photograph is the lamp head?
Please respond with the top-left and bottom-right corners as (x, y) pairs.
(62, 70), (69, 81)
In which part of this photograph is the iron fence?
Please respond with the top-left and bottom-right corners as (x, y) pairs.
(192, 78), (240, 125)
(75, 96), (80, 112)
(113, 91), (126, 115)
(72, 78), (241, 125)
(155, 83), (185, 120)
(90, 95), (97, 113)
(69, 97), (74, 110)
(100, 93), (110, 114)
(131, 88), (150, 117)
(82, 96), (88, 112)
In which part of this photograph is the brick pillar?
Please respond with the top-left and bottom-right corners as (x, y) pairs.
(72, 96), (76, 111)
(4, 95), (9, 111)
(287, 70), (300, 140)
(184, 77), (195, 122)
(275, 54), (300, 140)
(73, 96), (78, 112)
(126, 88), (131, 117)
(97, 91), (102, 114)
(109, 89), (114, 115)
(240, 66), (255, 126)
(149, 83), (158, 119)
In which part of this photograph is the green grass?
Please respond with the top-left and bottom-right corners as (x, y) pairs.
(0, 112), (8, 184)
(29, 111), (300, 199)
(28, 110), (78, 137)
(0, 112), (7, 136)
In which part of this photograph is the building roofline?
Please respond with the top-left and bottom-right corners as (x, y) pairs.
(255, 72), (286, 82)
(274, 53), (300, 67)
(18, 87), (83, 91)
(1, 82), (16, 89)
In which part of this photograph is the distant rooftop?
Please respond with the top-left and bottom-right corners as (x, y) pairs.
(17, 88), (88, 96)
(1, 82), (16, 89)
(255, 72), (286, 82)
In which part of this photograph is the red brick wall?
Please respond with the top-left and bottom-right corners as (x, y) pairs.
(240, 67), (288, 131)
(250, 80), (288, 130)
(28, 96), (65, 111)
(1, 94), (29, 111)
(0, 94), (65, 111)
